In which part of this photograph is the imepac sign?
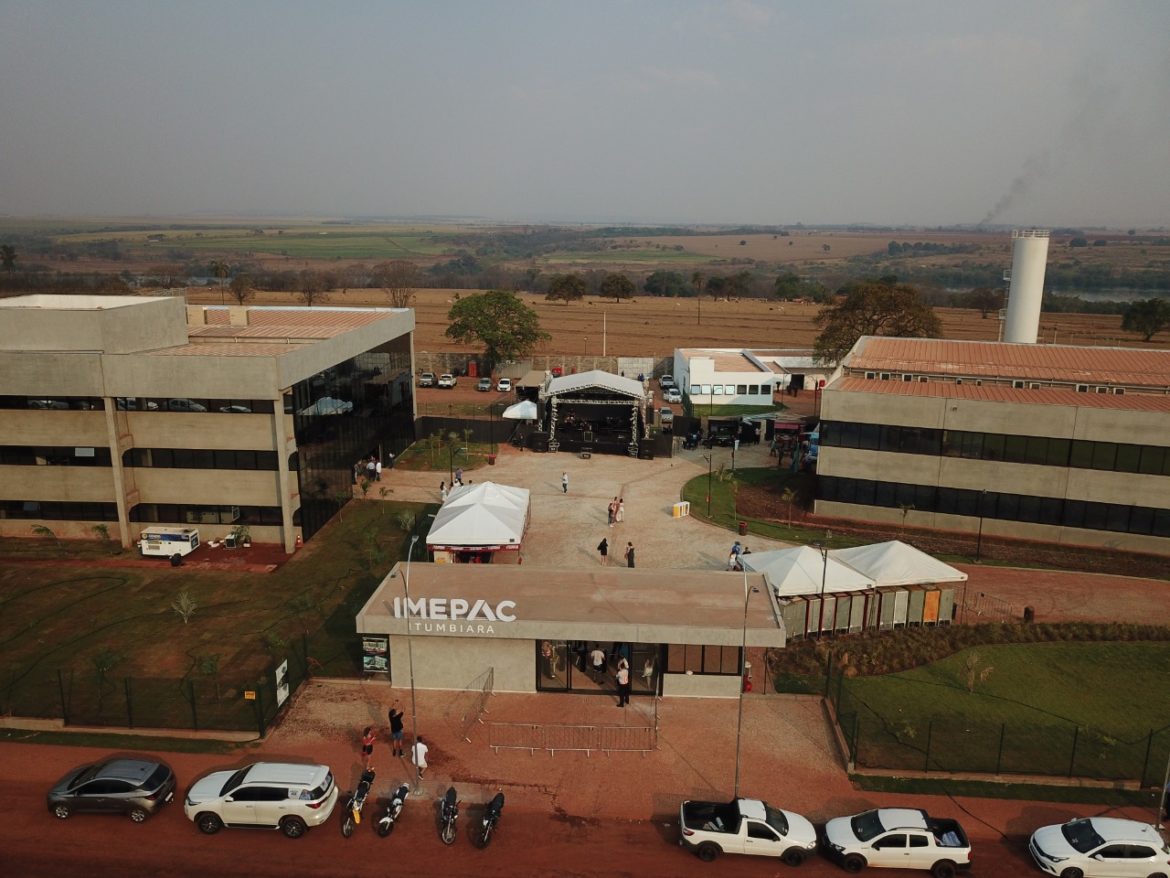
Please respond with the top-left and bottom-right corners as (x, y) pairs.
(390, 597), (517, 636)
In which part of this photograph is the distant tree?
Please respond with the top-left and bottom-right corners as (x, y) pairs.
(209, 260), (230, 303)
(690, 271), (704, 299)
(706, 276), (728, 299)
(1069, 237), (1088, 248)
(773, 271), (827, 302)
(644, 270), (689, 297)
(545, 273), (586, 303)
(229, 273), (254, 305)
(1121, 298), (1170, 341)
(445, 290), (549, 368)
(523, 267), (541, 290)
(298, 270), (327, 307)
(813, 280), (942, 363)
(372, 259), (418, 308)
(822, 243), (831, 253)
(726, 270), (753, 299)
(599, 272), (635, 302)
(965, 287), (1003, 319)
(1, 245), (17, 271)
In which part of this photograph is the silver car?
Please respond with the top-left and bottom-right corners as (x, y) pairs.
(48, 758), (176, 822)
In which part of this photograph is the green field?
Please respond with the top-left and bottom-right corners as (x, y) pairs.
(0, 500), (433, 730)
(837, 641), (1170, 782)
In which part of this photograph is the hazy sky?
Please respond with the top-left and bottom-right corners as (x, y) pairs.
(2, 1), (1168, 227)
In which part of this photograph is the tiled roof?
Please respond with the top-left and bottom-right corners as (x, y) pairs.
(831, 377), (1170, 413)
(848, 337), (1170, 387)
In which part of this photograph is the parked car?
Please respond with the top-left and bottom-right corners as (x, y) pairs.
(821, 808), (971, 876)
(184, 762), (338, 838)
(679, 797), (817, 865)
(659, 374), (676, 390)
(48, 757), (176, 822)
(1029, 817), (1170, 878)
(437, 374), (457, 388)
(418, 372), (435, 387)
(664, 387), (682, 403)
(167, 398), (207, 413)
(116, 397), (159, 411)
(27, 398), (70, 409)
(218, 405), (252, 414)
(497, 377), (512, 392)
(659, 407), (674, 431)
(477, 377), (493, 392)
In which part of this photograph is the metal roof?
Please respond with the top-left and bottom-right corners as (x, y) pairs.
(848, 337), (1170, 387)
(546, 369), (645, 399)
(830, 377), (1170, 412)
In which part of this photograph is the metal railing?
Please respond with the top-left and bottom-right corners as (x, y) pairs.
(488, 720), (656, 755)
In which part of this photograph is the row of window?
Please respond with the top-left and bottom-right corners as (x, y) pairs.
(0, 446), (112, 466)
(818, 476), (1170, 538)
(129, 504), (285, 526)
(665, 644), (742, 676)
(0, 501), (118, 521)
(123, 448), (280, 471)
(688, 384), (771, 397)
(821, 421), (1170, 477)
(0, 396), (277, 414)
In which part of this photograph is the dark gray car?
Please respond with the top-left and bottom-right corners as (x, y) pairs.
(48, 758), (176, 822)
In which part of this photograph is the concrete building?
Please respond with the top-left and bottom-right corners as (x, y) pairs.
(357, 564), (785, 698)
(673, 348), (834, 407)
(0, 295), (415, 551)
(815, 337), (1170, 554)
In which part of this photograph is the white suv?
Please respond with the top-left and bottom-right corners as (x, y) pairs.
(184, 762), (338, 838)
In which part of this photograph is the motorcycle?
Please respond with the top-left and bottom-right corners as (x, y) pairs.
(438, 786), (459, 845)
(375, 782), (410, 837)
(340, 768), (376, 838)
(682, 430), (700, 451)
(473, 792), (505, 849)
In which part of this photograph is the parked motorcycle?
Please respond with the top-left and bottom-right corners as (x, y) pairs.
(340, 768), (376, 838)
(473, 792), (505, 849)
(375, 782), (410, 837)
(438, 786), (459, 845)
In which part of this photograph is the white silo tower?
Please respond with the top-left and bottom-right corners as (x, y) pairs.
(1001, 229), (1049, 344)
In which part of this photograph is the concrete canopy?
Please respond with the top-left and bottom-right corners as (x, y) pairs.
(426, 481), (530, 548)
(833, 540), (968, 586)
(741, 546), (874, 597)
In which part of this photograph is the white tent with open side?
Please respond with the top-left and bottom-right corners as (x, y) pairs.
(425, 481), (530, 564)
(502, 399), (538, 420)
(741, 545), (874, 597)
(832, 540), (967, 587)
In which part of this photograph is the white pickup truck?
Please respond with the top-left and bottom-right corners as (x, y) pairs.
(821, 808), (971, 877)
(679, 797), (818, 865)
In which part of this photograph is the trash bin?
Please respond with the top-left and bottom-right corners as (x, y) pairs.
(738, 521), (748, 535)
(1023, 605), (1035, 623)
(487, 454), (496, 465)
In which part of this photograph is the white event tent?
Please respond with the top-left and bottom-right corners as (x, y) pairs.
(426, 481), (530, 564)
(833, 541), (968, 587)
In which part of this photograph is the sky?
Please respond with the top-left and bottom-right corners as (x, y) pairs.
(1, 1), (1168, 228)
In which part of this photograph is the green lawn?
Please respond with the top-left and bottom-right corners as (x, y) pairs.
(837, 642), (1170, 783)
(0, 500), (434, 730)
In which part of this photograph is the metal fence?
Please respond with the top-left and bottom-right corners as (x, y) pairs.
(488, 720), (657, 755)
(456, 667), (494, 743)
(2, 632), (322, 736)
(823, 662), (1170, 785)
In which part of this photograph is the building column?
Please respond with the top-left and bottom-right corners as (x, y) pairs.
(273, 391), (297, 554)
(102, 398), (134, 548)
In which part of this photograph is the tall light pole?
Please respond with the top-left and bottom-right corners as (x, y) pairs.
(812, 541), (829, 638)
(733, 568), (759, 797)
(403, 534), (421, 791)
(703, 453), (713, 517)
(975, 489), (988, 562)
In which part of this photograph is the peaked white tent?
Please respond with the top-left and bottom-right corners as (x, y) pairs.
(741, 546), (874, 597)
(426, 481), (530, 564)
(502, 400), (538, 420)
(833, 540), (967, 587)
(546, 369), (645, 399)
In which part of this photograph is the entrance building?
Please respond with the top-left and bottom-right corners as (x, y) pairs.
(356, 564), (786, 699)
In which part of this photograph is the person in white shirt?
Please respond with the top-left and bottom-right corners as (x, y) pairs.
(411, 736), (429, 777)
(616, 659), (631, 707)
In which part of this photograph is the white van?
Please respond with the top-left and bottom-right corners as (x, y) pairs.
(138, 527), (199, 565)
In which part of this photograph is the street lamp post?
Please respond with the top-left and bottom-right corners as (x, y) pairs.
(403, 534), (421, 790)
(704, 453), (713, 517)
(812, 542), (829, 638)
(975, 489), (988, 562)
(733, 568), (759, 797)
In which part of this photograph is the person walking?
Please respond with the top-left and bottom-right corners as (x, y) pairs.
(366, 458), (377, 482)
(615, 498), (625, 523)
(374, 457), (383, 481)
(387, 700), (406, 757)
(727, 540), (743, 570)
(455, 466), (464, 486)
(624, 541), (635, 568)
(590, 643), (607, 678)
(411, 735), (429, 778)
(615, 659), (631, 707)
(360, 725), (376, 769)
(597, 537), (609, 565)
(561, 471), (569, 493)
(607, 497), (617, 527)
